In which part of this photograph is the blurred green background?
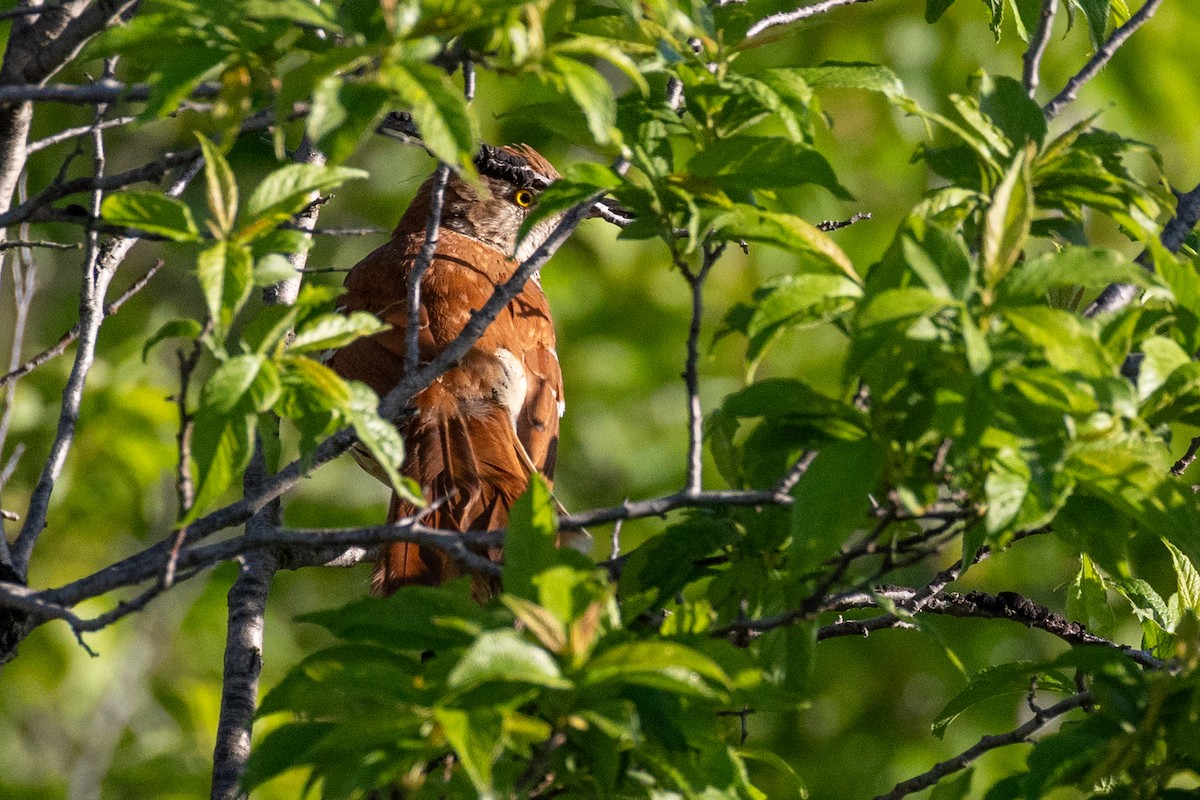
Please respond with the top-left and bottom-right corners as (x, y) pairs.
(1, 0), (1198, 796)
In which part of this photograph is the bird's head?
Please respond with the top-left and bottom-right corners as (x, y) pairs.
(397, 144), (562, 263)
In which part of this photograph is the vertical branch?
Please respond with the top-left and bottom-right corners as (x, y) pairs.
(678, 240), (725, 497)
(210, 444), (279, 800)
(404, 164), (449, 375)
(11, 71), (116, 576)
(0, 179), (37, 562)
(1022, 0), (1057, 97)
(211, 139), (325, 800)
(262, 137), (325, 306)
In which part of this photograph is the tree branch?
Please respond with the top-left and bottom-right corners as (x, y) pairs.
(1042, 0), (1163, 120)
(874, 692), (1091, 800)
(1022, 0), (1057, 98)
(405, 164), (449, 375)
(0, 250), (161, 393)
(744, 0), (876, 39)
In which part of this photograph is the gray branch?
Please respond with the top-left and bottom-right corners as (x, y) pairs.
(1042, 0), (1163, 120)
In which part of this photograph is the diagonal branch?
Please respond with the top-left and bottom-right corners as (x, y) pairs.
(744, 0), (876, 39)
(1042, 0), (1163, 120)
(875, 692), (1091, 800)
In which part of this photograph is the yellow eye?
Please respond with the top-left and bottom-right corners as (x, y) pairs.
(513, 189), (534, 208)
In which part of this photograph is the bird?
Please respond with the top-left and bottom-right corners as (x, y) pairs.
(327, 143), (577, 599)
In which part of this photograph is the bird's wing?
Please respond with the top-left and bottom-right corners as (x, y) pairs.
(330, 230), (562, 596)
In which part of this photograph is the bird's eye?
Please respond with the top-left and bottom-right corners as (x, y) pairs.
(513, 189), (535, 208)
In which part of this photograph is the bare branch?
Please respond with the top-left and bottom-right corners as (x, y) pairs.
(875, 692), (1091, 800)
(678, 241), (725, 495)
(1171, 435), (1200, 477)
(0, 104), (308, 231)
(211, 443), (279, 800)
(11, 78), (120, 576)
(28, 115), (136, 153)
(0, 238), (80, 251)
(406, 164), (449, 375)
(1043, 0), (1163, 120)
(1022, 0), (1058, 97)
(822, 587), (1164, 669)
(744, 0), (876, 39)
(0, 80), (222, 106)
(0, 259), (163, 387)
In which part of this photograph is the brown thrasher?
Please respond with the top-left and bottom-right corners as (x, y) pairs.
(328, 145), (573, 597)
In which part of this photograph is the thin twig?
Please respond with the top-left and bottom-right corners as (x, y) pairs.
(1171, 436), (1200, 477)
(1022, 0), (1058, 98)
(0, 239), (80, 251)
(875, 692), (1091, 800)
(405, 164), (449, 375)
(27, 115), (136, 153)
(0, 104), (308, 231)
(11, 70), (117, 577)
(744, 0), (876, 39)
(0, 260), (165, 389)
(1042, 0), (1164, 120)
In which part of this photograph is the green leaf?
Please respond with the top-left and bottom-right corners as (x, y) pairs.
(195, 133), (237, 236)
(930, 768), (974, 800)
(791, 439), (884, 573)
(584, 641), (732, 695)
(547, 55), (618, 145)
(100, 191), (199, 241)
(298, 585), (484, 651)
(738, 748), (808, 799)
(186, 408), (255, 521)
(197, 241), (254, 332)
(1074, 0), (1112, 47)
(308, 76), (391, 164)
(725, 273), (861, 372)
(690, 137), (852, 200)
(288, 312), (386, 354)
(243, 0), (341, 30)
(141, 318), (203, 362)
(1111, 575), (1176, 633)
(1137, 336), (1191, 401)
(240, 164), (368, 240)
(1066, 555), (1117, 638)
(978, 73), (1046, 148)
(241, 722), (334, 791)
(982, 144), (1034, 293)
(1003, 306), (1110, 378)
(786, 61), (907, 102)
(447, 629), (570, 691)
(434, 708), (501, 795)
(932, 661), (1074, 738)
(552, 34), (650, 96)
(710, 206), (860, 281)
(253, 253), (299, 288)
(200, 354), (280, 415)
(503, 473), (560, 603)
(926, 0), (957, 22)
(343, 381), (421, 504)
(381, 61), (477, 167)
(999, 247), (1155, 304)
(1163, 538), (1200, 617)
